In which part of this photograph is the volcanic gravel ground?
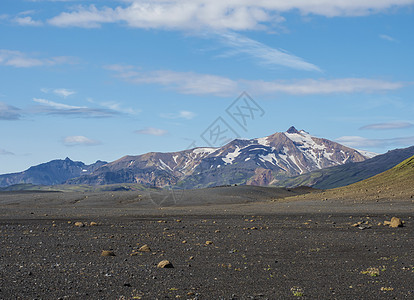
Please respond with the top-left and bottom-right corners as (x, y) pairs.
(1, 213), (413, 299)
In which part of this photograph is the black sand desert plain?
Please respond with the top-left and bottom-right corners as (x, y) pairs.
(0, 186), (413, 299)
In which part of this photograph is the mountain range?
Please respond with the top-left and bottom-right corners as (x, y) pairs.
(0, 126), (377, 189)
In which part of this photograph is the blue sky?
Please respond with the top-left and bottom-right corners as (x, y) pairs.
(1, 0), (414, 174)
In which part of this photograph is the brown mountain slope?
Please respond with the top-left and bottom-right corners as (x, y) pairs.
(288, 155), (414, 201)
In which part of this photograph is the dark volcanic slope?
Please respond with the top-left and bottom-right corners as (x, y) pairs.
(0, 158), (107, 187)
(0, 185), (316, 210)
(277, 145), (414, 189)
(293, 154), (414, 202)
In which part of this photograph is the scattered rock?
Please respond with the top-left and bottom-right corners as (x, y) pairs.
(101, 250), (115, 257)
(390, 217), (403, 228)
(138, 244), (151, 252)
(74, 222), (84, 227)
(157, 260), (173, 268)
(205, 241), (213, 245)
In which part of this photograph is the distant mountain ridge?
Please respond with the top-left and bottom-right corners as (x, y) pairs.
(0, 158), (107, 187)
(277, 146), (414, 189)
(299, 154), (414, 202)
(67, 126), (371, 188)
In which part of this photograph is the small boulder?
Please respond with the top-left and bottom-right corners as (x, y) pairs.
(138, 244), (151, 252)
(390, 217), (403, 228)
(90, 222), (98, 226)
(101, 250), (115, 257)
(74, 222), (84, 227)
(157, 260), (173, 268)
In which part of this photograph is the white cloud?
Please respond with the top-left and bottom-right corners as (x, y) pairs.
(41, 88), (76, 98)
(63, 136), (100, 146)
(47, 1), (414, 30)
(14, 16), (43, 26)
(33, 98), (85, 110)
(135, 127), (168, 136)
(379, 34), (396, 42)
(107, 65), (407, 96)
(99, 101), (141, 115)
(0, 102), (21, 120)
(0, 49), (76, 68)
(336, 135), (414, 148)
(53, 88), (76, 98)
(245, 78), (406, 95)
(107, 65), (238, 96)
(216, 32), (321, 71)
(161, 110), (196, 120)
(360, 121), (413, 130)
(0, 148), (14, 155)
(32, 98), (118, 118)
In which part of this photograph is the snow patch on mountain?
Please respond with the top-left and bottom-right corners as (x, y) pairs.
(193, 147), (217, 155)
(356, 149), (378, 158)
(159, 159), (172, 171)
(222, 146), (241, 164)
(256, 137), (270, 146)
(259, 153), (277, 165)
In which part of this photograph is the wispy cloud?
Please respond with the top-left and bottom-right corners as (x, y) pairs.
(360, 121), (413, 130)
(53, 88), (76, 98)
(106, 65), (238, 96)
(0, 49), (76, 68)
(379, 34), (397, 42)
(99, 101), (141, 115)
(160, 110), (196, 120)
(41, 88), (76, 98)
(47, 1), (414, 30)
(245, 78), (406, 95)
(216, 32), (321, 71)
(63, 135), (101, 146)
(107, 65), (407, 96)
(336, 135), (414, 148)
(33, 98), (118, 118)
(135, 127), (168, 136)
(0, 148), (14, 155)
(13, 16), (43, 26)
(0, 102), (21, 120)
